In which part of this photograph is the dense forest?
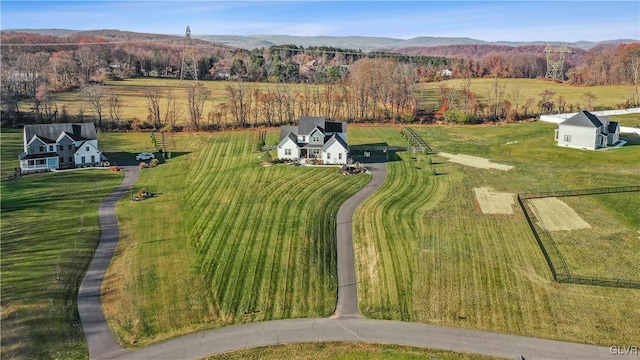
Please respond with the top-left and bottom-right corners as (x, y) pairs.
(1, 30), (639, 128)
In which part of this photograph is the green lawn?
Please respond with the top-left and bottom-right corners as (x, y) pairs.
(1, 170), (123, 359)
(206, 342), (498, 360)
(102, 130), (371, 347)
(353, 122), (640, 345)
(1, 128), (23, 175)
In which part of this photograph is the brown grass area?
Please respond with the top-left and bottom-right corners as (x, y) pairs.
(473, 187), (515, 214)
(529, 198), (591, 231)
(0, 300), (33, 360)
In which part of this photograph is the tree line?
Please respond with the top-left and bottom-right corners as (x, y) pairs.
(1, 31), (638, 128)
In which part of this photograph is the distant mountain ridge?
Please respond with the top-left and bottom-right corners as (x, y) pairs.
(195, 34), (637, 51)
(5, 29), (637, 51)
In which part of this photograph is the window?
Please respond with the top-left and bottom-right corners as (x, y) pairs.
(563, 135), (571, 142)
(327, 152), (331, 159)
(39, 146), (44, 152)
(37, 159), (46, 165)
(313, 136), (320, 143)
(68, 144), (73, 150)
(302, 136), (306, 142)
(338, 153), (342, 160)
(91, 155), (95, 163)
(49, 145), (54, 152)
(285, 149), (292, 155)
(86, 146), (90, 151)
(81, 156), (86, 164)
(58, 145), (63, 152)
(69, 157), (73, 162)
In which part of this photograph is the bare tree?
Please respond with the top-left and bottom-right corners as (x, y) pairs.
(186, 85), (210, 130)
(164, 89), (184, 129)
(226, 81), (250, 127)
(81, 83), (105, 128)
(108, 93), (122, 127)
(581, 92), (597, 111)
(145, 87), (162, 129)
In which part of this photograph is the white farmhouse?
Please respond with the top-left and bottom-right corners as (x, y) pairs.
(18, 123), (107, 173)
(277, 117), (348, 164)
(555, 110), (620, 150)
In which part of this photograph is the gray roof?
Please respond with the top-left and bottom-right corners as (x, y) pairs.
(561, 111), (603, 128)
(279, 126), (298, 142)
(25, 123), (97, 143)
(322, 133), (349, 151)
(298, 117), (326, 135)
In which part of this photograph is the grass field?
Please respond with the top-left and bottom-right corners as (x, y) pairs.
(2, 121), (638, 357)
(1, 169), (123, 359)
(527, 193), (640, 281)
(205, 342), (498, 360)
(352, 122), (640, 345)
(101, 130), (371, 347)
(417, 78), (635, 113)
(18, 78), (635, 128)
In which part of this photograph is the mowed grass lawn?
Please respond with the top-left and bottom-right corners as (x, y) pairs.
(206, 342), (498, 360)
(353, 121), (640, 346)
(1, 168), (123, 359)
(102, 130), (371, 347)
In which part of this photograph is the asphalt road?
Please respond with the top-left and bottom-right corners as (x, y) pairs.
(334, 157), (387, 317)
(77, 166), (139, 360)
(79, 160), (624, 360)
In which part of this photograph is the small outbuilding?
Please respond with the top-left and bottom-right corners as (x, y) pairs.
(555, 110), (620, 150)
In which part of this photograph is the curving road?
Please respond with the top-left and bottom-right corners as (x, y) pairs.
(80, 160), (620, 360)
(78, 166), (139, 360)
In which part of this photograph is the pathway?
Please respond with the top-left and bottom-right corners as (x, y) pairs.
(77, 166), (139, 360)
(80, 160), (620, 360)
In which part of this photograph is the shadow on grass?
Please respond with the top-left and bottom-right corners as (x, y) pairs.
(105, 151), (191, 166)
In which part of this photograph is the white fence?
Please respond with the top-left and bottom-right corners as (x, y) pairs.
(539, 108), (640, 134)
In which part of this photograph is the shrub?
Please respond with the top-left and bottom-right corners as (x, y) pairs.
(139, 162), (148, 169)
(150, 158), (159, 167)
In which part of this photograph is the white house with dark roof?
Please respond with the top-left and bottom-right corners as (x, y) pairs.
(555, 110), (620, 150)
(18, 123), (107, 173)
(277, 116), (348, 164)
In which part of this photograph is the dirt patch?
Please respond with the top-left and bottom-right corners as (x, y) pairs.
(439, 152), (513, 171)
(474, 187), (515, 214)
(528, 197), (591, 231)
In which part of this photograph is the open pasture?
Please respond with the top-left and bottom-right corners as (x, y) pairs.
(418, 78), (634, 113)
(102, 130), (371, 347)
(353, 122), (640, 345)
(0, 169), (123, 359)
(18, 77), (636, 128)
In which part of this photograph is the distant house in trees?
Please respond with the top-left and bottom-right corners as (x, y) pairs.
(277, 117), (348, 164)
(18, 123), (107, 173)
(555, 110), (620, 150)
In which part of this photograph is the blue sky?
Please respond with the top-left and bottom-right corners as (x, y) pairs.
(1, 1), (638, 42)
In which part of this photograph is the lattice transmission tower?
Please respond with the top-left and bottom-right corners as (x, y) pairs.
(180, 26), (198, 81)
(544, 46), (571, 80)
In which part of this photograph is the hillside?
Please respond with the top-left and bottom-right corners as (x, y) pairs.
(6, 29), (636, 52)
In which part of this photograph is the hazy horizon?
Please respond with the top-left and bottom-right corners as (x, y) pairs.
(2, 1), (639, 43)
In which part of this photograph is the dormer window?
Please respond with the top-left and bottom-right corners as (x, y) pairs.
(302, 136), (306, 142)
(313, 136), (320, 142)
